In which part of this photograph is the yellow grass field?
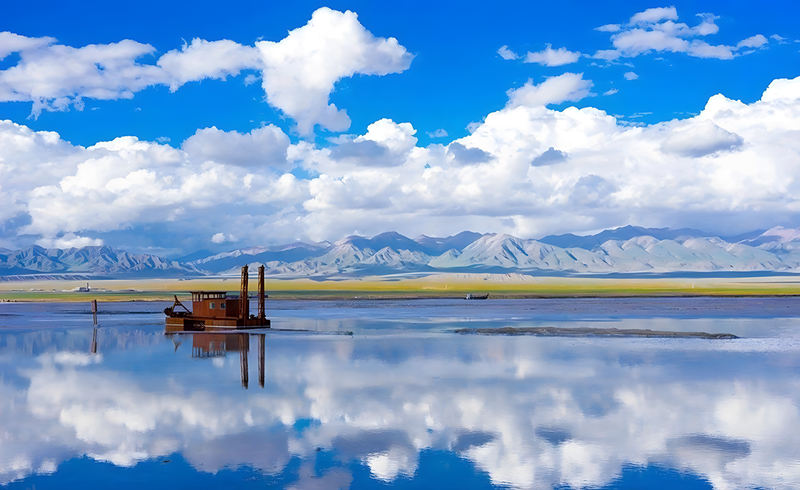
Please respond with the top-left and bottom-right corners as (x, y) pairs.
(1, 273), (800, 302)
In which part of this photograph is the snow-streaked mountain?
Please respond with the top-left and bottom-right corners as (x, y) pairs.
(192, 246), (271, 263)
(214, 229), (800, 276)
(187, 241), (330, 273)
(414, 231), (484, 254)
(0, 246), (201, 276)
(360, 247), (431, 269)
(216, 234), (433, 276)
(7, 226), (800, 277)
(538, 225), (766, 250)
(760, 226), (800, 243)
(741, 226), (800, 256)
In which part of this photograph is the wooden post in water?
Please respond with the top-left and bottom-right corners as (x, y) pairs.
(239, 265), (249, 321)
(239, 333), (249, 389)
(258, 334), (265, 388)
(258, 265), (266, 323)
(91, 328), (98, 354)
(90, 300), (98, 326)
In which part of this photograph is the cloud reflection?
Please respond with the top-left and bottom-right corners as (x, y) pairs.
(1, 327), (799, 488)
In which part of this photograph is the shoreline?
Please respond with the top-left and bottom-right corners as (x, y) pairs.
(2, 274), (800, 302)
(3, 291), (800, 303)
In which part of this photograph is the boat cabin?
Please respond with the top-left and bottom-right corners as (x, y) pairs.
(190, 291), (241, 318)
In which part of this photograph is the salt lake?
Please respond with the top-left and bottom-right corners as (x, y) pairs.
(1, 297), (799, 489)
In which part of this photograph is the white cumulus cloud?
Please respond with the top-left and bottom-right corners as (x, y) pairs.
(3, 75), (800, 246)
(3, 126), (307, 245)
(182, 125), (291, 169)
(36, 233), (104, 249)
(593, 7), (769, 62)
(524, 45), (581, 66)
(595, 24), (621, 33)
(426, 129), (448, 138)
(737, 34), (768, 49)
(157, 38), (262, 91)
(0, 37), (163, 117)
(211, 233), (237, 244)
(506, 73), (594, 108)
(255, 8), (413, 135)
(0, 31), (55, 60)
(0, 8), (412, 132)
(660, 120), (744, 158)
(497, 45), (518, 60)
(324, 118), (419, 169)
(630, 6), (679, 24)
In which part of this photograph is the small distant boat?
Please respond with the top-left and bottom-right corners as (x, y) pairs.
(466, 293), (489, 300)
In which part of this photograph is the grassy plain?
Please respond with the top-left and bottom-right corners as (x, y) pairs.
(1, 273), (799, 302)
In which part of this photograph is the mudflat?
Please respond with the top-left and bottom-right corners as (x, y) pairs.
(455, 325), (738, 339)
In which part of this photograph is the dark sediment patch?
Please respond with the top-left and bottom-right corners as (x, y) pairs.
(454, 326), (738, 339)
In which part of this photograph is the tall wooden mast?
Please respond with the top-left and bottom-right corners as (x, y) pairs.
(258, 265), (266, 322)
(239, 265), (249, 320)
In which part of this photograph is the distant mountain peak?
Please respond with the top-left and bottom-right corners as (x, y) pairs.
(762, 226), (800, 242)
(414, 231), (484, 254)
(372, 231), (406, 239)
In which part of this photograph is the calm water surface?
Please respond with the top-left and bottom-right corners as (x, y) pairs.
(1, 298), (799, 489)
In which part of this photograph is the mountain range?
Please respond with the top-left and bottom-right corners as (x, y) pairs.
(0, 246), (201, 278)
(3, 226), (800, 278)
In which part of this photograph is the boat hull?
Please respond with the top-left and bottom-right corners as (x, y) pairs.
(166, 316), (270, 332)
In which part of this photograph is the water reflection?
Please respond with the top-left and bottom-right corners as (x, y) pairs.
(189, 333), (254, 388)
(1, 311), (800, 488)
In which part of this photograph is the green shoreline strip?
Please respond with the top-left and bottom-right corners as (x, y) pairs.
(2, 290), (800, 302)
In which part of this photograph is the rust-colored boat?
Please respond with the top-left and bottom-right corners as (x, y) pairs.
(165, 265), (270, 332)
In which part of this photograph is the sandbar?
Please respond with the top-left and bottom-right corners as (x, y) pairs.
(455, 326), (738, 339)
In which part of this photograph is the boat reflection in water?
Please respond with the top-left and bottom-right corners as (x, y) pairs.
(1, 302), (800, 489)
(189, 333), (266, 389)
(91, 327), (98, 354)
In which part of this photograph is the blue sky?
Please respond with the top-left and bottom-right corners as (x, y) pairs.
(0, 1), (799, 255)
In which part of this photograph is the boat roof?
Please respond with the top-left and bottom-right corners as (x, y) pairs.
(189, 291), (231, 300)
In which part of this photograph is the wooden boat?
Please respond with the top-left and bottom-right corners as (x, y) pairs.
(165, 265), (270, 332)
